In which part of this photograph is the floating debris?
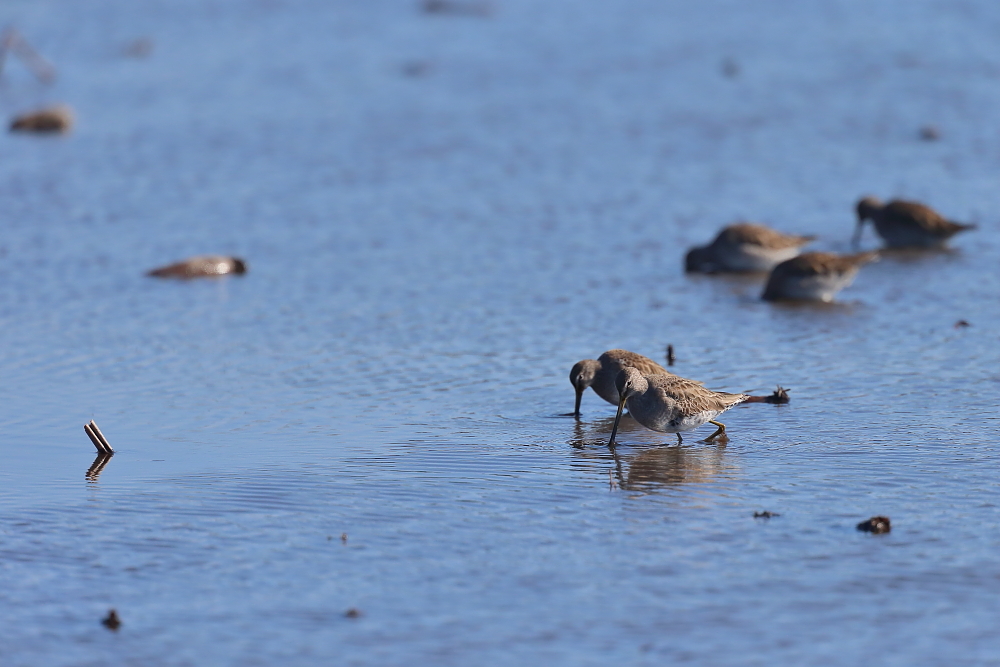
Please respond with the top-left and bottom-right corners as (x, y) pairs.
(919, 125), (940, 141)
(123, 38), (153, 58)
(101, 609), (121, 631)
(857, 516), (891, 534)
(341, 533), (348, 544)
(401, 61), (431, 77)
(147, 255), (247, 279)
(0, 28), (56, 82)
(666, 344), (675, 366)
(344, 608), (363, 619)
(10, 105), (73, 134)
(421, 0), (492, 17)
(954, 319), (971, 328)
(84, 420), (114, 455)
(753, 511), (780, 519)
(744, 386), (790, 404)
(763, 386), (790, 404)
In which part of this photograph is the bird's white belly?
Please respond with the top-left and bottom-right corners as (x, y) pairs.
(626, 394), (719, 433)
(876, 222), (946, 248)
(725, 244), (801, 272)
(773, 271), (859, 302)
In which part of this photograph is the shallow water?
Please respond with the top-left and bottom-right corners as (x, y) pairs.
(1, 0), (999, 664)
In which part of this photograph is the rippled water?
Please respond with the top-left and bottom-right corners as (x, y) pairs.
(2, 0), (999, 664)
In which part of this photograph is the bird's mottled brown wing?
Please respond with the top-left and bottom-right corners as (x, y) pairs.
(600, 349), (669, 376)
(769, 251), (878, 278)
(148, 255), (234, 278)
(884, 200), (966, 235)
(646, 374), (748, 411)
(714, 223), (814, 249)
(648, 373), (715, 393)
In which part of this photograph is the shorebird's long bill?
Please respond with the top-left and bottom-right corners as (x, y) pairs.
(851, 220), (865, 247)
(573, 385), (583, 418)
(607, 396), (626, 447)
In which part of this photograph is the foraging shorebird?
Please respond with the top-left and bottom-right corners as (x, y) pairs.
(9, 105), (73, 133)
(570, 349), (789, 416)
(569, 349), (682, 417)
(854, 197), (976, 249)
(762, 251), (877, 302)
(147, 255), (247, 279)
(608, 367), (748, 446)
(685, 222), (814, 273)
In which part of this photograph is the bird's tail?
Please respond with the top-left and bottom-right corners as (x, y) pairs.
(846, 250), (880, 266)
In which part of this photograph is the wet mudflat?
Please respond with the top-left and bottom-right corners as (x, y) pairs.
(1, 0), (999, 664)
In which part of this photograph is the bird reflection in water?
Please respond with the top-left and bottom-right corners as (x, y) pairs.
(568, 417), (736, 492)
(622, 446), (730, 490)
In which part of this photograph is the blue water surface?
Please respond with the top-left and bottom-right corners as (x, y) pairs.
(1, 1), (999, 665)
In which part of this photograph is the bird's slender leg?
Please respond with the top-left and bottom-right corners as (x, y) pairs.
(705, 420), (726, 440)
(676, 433), (683, 444)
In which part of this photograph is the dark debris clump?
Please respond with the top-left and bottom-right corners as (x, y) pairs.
(857, 516), (891, 534)
(763, 386), (790, 404)
(102, 609), (121, 631)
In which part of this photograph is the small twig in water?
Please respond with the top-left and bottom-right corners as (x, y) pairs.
(89, 420), (113, 453)
(0, 28), (56, 83)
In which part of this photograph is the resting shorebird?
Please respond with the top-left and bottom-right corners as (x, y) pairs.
(685, 222), (814, 273)
(147, 255), (247, 279)
(854, 197), (976, 249)
(9, 105), (73, 134)
(608, 367), (748, 446)
(762, 251), (877, 302)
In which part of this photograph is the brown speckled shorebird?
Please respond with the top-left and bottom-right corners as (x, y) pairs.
(685, 222), (815, 273)
(147, 255), (247, 279)
(854, 197), (976, 249)
(608, 367), (748, 446)
(569, 349), (682, 417)
(570, 349), (788, 416)
(762, 251), (878, 302)
(9, 105), (73, 133)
